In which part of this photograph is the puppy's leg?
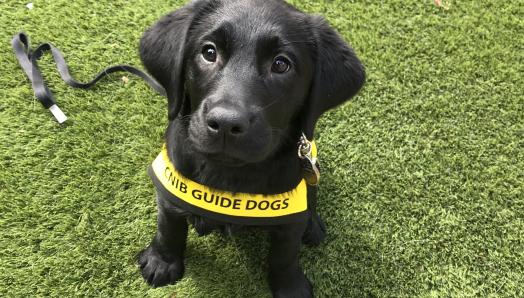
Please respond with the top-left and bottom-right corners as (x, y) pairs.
(269, 221), (313, 298)
(139, 196), (188, 287)
(302, 186), (326, 246)
(302, 212), (326, 246)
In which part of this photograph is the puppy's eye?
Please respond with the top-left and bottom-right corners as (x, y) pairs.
(271, 56), (291, 73)
(202, 44), (218, 62)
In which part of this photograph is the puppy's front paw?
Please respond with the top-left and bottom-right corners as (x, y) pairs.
(271, 271), (313, 298)
(138, 245), (185, 287)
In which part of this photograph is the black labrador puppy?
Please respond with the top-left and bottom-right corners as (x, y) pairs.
(138, 0), (364, 296)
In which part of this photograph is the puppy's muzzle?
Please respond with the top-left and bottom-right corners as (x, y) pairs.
(205, 106), (251, 138)
(190, 100), (271, 164)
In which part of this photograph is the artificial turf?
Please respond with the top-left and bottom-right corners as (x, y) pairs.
(1, 0), (522, 297)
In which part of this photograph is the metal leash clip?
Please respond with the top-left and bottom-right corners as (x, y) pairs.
(298, 133), (321, 186)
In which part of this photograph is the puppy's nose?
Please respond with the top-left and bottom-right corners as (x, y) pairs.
(206, 107), (249, 136)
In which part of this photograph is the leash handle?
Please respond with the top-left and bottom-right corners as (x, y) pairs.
(11, 32), (166, 123)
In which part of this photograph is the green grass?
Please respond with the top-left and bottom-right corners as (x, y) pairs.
(1, 0), (522, 297)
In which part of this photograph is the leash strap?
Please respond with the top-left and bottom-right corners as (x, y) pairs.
(11, 32), (166, 123)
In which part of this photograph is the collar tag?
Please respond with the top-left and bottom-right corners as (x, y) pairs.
(298, 133), (321, 186)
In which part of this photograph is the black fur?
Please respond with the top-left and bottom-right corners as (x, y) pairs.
(138, 0), (365, 296)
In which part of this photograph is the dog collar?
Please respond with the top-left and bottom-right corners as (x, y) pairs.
(148, 143), (317, 225)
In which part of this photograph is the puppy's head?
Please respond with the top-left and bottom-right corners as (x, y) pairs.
(141, 0), (365, 166)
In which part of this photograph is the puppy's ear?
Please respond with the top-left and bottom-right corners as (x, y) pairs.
(302, 16), (365, 139)
(140, 0), (214, 120)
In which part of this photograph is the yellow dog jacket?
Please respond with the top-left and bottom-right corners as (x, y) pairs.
(148, 144), (316, 225)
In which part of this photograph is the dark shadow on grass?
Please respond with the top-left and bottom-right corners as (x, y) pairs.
(164, 214), (399, 297)
(179, 228), (271, 297)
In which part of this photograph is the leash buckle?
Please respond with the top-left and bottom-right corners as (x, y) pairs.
(48, 104), (68, 124)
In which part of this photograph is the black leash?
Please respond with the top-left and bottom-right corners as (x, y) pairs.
(11, 32), (166, 123)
